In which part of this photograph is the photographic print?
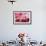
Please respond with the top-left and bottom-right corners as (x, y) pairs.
(13, 11), (32, 25)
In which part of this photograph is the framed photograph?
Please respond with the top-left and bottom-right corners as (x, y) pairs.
(13, 11), (32, 25)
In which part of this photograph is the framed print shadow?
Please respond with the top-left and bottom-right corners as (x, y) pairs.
(13, 11), (32, 25)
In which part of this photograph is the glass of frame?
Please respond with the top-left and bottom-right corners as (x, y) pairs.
(13, 11), (32, 25)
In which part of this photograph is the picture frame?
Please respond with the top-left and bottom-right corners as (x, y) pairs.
(13, 11), (32, 25)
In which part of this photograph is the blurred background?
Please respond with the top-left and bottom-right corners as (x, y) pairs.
(0, 0), (46, 42)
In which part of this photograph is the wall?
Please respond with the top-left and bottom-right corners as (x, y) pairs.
(0, 0), (46, 41)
